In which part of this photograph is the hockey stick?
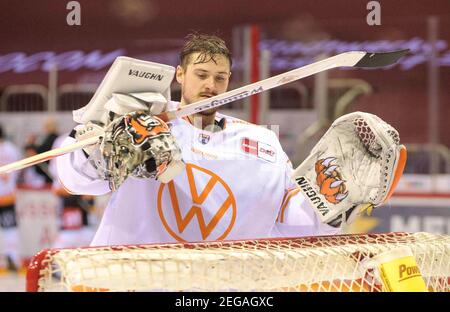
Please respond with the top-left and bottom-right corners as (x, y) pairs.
(160, 49), (408, 121)
(0, 49), (408, 175)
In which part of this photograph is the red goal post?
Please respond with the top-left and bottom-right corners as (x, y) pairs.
(26, 232), (449, 292)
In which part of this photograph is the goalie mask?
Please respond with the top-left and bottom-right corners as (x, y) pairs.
(99, 111), (185, 191)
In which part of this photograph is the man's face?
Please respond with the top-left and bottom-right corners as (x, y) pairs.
(176, 53), (231, 116)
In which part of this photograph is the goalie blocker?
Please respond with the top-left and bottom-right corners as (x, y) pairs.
(70, 57), (185, 190)
(73, 56), (175, 125)
(293, 112), (407, 227)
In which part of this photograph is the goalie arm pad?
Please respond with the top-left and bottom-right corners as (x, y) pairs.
(273, 156), (342, 237)
(56, 136), (111, 196)
(273, 191), (342, 237)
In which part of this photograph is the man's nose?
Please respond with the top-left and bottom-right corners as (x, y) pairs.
(204, 76), (216, 90)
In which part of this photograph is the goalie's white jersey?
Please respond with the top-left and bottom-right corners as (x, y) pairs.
(57, 102), (339, 246)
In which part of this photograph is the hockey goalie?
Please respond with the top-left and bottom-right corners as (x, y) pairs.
(55, 34), (407, 246)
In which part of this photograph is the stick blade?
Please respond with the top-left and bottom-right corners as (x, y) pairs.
(354, 49), (409, 68)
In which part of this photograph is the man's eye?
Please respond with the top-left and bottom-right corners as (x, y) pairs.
(216, 76), (226, 82)
(197, 74), (207, 79)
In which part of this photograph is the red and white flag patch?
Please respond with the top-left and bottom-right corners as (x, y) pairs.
(241, 137), (258, 155)
(241, 138), (276, 162)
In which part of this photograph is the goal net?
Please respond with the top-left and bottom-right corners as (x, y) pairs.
(26, 232), (449, 292)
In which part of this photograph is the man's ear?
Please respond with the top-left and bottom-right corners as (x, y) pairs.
(175, 65), (184, 84)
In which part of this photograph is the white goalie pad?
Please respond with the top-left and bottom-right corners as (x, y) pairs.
(292, 112), (407, 227)
(129, 92), (168, 115)
(73, 56), (175, 125)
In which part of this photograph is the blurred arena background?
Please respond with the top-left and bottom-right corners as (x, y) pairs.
(0, 0), (449, 291)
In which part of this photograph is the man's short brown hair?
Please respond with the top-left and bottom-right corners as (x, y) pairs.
(179, 33), (232, 69)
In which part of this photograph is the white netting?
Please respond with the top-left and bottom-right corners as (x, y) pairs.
(27, 232), (449, 292)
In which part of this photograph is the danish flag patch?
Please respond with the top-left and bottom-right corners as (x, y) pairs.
(241, 138), (276, 162)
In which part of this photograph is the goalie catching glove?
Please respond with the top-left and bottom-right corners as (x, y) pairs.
(76, 111), (185, 191)
(293, 112), (407, 228)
